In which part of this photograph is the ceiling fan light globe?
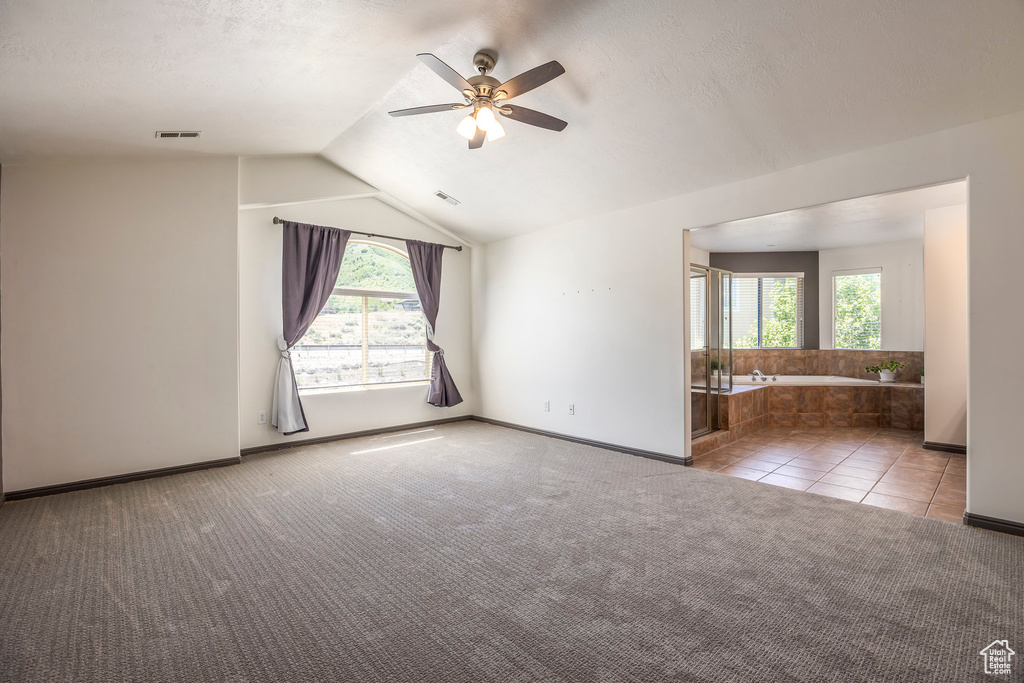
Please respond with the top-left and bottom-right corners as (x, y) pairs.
(456, 114), (478, 140)
(485, 120), (506, 142)
(475, 105), (497, 131)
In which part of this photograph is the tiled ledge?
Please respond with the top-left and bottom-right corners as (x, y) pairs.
(731, 349), (924, 382)
(724, 380), (924, 389)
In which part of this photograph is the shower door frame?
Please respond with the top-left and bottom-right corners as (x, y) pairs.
(690, 264), (733, 439)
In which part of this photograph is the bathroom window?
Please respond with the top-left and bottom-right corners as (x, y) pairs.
(290, 242), (430, 390)
(730, 274), (804, 349)
(833, 268), (881, 350)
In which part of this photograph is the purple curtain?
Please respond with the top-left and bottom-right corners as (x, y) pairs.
(406, 240), (463, 407)
(272, 221), (351, 434)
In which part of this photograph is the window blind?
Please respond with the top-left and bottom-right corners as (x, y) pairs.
(690, 273), (707, 349)
(730, 274), (804, 349)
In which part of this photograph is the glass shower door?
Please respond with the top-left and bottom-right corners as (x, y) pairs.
(690, 266), (711, 437)
(690, 265), (733, 439)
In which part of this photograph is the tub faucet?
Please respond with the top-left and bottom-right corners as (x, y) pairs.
(752, 370), (766, 381)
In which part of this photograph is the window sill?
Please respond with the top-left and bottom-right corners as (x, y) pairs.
(298, 380), (430, 396)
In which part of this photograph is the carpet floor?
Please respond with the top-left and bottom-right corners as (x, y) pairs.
(0, 420), (1021, 682)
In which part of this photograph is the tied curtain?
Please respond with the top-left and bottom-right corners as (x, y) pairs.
(272, 221), (351, 434)
(406, 240), (463, 407)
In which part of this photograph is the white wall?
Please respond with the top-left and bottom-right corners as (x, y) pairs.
(818, 238), (924, 351)
(476, 221), (689, 457)
(474, 107), (1024, 525)
(924, 205), (968, 446)
(238, 158), (473, 450)
(690, 246), (710, 267)
(1, 158), (240, 492)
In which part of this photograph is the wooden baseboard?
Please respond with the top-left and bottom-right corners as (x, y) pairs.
(5, 456), (242, 501)
(239, 415), (474, 456)
(471, 416), (692, 466)
(963, 512), (1024, 537)
(922, 440), (967, 454)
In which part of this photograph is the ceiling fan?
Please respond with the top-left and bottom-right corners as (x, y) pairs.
(388, 51), (567, 149)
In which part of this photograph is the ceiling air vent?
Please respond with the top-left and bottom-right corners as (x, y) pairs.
(155, 131), (202, 139)
(434, 190), (460, 206)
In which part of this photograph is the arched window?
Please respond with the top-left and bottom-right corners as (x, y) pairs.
(291, 241), (429, 389)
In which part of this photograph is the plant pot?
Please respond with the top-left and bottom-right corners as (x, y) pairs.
(878, 370), (896, 382)
(920, 375), (925, 386)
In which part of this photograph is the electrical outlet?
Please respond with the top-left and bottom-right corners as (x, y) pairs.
(257, 411), (267, 425)
(543, 401), (550, 412)
(569, 404), (575, 415)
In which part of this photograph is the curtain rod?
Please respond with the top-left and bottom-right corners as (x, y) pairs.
(272, 216), (463, 251)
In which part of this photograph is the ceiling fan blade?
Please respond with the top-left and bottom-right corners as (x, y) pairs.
(499, 105), (568, 132)
(388, 103), (469, 117)
(417, 53), (474, 93)
(469, 127), (486, 149)
(496, 61), (565, 100)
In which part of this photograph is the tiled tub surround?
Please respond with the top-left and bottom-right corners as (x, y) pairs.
(731, 349), (924, 384)
(768, 384), (923, 430)
(692, 426), (966, 522)
(692, 383), (924, 457)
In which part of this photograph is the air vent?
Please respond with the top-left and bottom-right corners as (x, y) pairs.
(434, 190), (460, 206)
(155, 131), (202, 139)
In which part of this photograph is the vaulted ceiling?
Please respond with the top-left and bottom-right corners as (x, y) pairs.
(3, 0), (1024, 243)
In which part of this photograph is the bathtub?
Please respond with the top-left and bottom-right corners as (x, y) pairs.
(732, 374), (877, 386)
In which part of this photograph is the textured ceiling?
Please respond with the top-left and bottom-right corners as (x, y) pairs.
(2, 1), (1024, 243)
(690, 181), (966, 252)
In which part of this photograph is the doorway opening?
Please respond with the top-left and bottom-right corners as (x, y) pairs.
(685, 179), (967, 522)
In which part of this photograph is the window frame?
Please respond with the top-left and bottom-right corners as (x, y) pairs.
(831, 267), (882, 350)
(292, 240), (431, 393)
(730, 272), (805, 350)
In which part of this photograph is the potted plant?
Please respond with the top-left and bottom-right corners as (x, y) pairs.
(865, 359), (906, 383)
(919, 368), (925, 386)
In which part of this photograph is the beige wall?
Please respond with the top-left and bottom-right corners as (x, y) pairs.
(0, 158), (240, 492)
(475, 108), (1024, 525)
(238, 157), (473, 450)
(924, 205), (968, 446)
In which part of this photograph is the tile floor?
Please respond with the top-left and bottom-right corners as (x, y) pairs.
(692, 426), (965, 522)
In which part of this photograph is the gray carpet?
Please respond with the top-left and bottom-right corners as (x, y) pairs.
(0, 421), (1020, 682)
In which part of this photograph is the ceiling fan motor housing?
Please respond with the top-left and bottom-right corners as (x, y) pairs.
(473, 51), (497, 74)
(467, 74), (503, 100)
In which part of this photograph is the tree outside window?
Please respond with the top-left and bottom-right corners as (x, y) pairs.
(833, 270), (881, 349)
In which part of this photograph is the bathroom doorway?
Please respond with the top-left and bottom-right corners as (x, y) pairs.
(685, 180), (968, 522)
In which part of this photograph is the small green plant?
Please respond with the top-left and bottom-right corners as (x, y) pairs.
(919, 368), (924, 376)
(865, 359), (906, 373)
(709, 359), (720, 371)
